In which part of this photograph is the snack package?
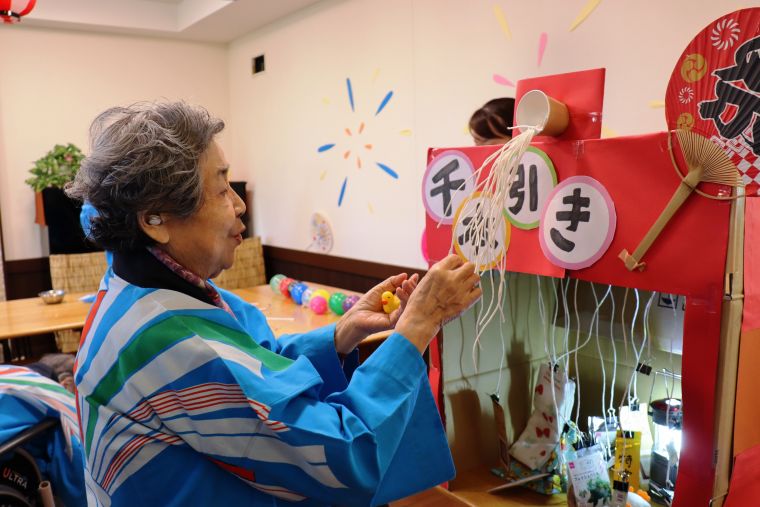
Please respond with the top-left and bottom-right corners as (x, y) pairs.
(510, 363), (576, 470)
(568, 445), (612, 507)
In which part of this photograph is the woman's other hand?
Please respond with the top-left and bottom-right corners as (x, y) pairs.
(334, 273), (420, 354)
(396, 255), (481, 353)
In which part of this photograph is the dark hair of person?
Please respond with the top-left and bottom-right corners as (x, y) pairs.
(468, 97), (515, 143)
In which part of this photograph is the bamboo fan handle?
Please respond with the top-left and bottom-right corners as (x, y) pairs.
(619, 170), (701, 271)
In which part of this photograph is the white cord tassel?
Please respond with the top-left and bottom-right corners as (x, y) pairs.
(444, 127), (539, 366)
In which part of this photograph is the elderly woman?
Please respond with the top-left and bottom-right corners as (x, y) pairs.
(67, 102), (481, 506)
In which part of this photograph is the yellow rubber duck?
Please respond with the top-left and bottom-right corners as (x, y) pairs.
(381, 291), (400, 314)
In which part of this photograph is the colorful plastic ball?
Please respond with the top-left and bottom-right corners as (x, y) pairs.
(342, 295), (360, 313)
(328, 293), (347, 315)
(290, 282), (307, 305)
(312, 289), (330, 303)
(301, 288), (314, 307)
(309, 295), (328, 314)
(279, 277), (294, 298)
(269, 274), (285, 294)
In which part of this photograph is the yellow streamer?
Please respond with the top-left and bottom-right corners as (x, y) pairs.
(493, 4), (511, 40)
(569, 0), (603, 32)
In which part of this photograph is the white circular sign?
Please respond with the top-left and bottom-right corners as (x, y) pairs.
(452, 193), (510, 270)
(539, 176), (616, 270)
(505, 147), (557, 230)
(422, 150), (475, 224)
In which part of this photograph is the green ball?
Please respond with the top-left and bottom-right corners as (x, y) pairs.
(269, 274), (286, 294)
(328, 292), (347, 315)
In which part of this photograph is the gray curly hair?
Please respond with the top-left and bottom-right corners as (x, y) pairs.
(66, 101), (224, 252)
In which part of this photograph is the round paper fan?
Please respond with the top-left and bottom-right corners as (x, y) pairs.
(665, 8), (760, 195)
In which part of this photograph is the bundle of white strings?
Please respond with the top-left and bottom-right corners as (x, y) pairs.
(445, 127), (539, 365)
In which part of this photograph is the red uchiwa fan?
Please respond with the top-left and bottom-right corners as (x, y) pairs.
(619, 8), (755, 271)
(0, 0), (36, 24)
(665, 7), (760, 196)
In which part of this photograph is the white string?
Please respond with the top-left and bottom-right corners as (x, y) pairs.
(668, 294), (678, 400)
(591, 283), (611, 460)
(608, 286), (618, 416)
(572, 280), (581, 425)
(631, 289), (641, 403)
(440, 127), (538, 363)
(561, 278), (571, 371)
(493, 273), (509, 396)
(550, 277), (560, 364)
(621, 288), (630, 364)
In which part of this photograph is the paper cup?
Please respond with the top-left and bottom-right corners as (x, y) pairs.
(515, 90), (569, 136)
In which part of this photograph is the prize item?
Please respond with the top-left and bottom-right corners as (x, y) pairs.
(567, 445), (612, 507)
(328, 293), (347, 315)
(269, 274), (285, 294)
(301, 288), (314, 307)
(612, 431), (642, 490)
(342, 295), (359, 312)
(648, 398), (682, 503)
(309, 295), (328, 315)
(278, 277), (295, 298)
(627, 488), (651, 507)
(289, 282), (307, 305)
(380, 291), (400, 314)
(510, 363), (575, 470)
(312, 289), (330, 303)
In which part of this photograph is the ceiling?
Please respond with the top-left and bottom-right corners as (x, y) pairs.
(13, 0), (325, 43)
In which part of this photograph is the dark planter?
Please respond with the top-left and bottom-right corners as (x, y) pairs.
(41, 187), (100, 254)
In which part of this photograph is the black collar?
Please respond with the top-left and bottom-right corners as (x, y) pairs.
(112, 248), (215, 307)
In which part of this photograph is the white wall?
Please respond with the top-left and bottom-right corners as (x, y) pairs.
(1, 0), (755, 265)
(0, 27), (229, 260)
(228, 0), (754, 269)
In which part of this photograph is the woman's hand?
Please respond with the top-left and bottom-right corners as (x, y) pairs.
(396, 255), (482, 353)
(333, 273), (419, 355)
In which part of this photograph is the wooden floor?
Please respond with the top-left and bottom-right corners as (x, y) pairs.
(390, 465), (568, 507)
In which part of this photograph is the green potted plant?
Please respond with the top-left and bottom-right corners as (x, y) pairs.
(25, 143), (84, 192)
(25, 143), (96, 254)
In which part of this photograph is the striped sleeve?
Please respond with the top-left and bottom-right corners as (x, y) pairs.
(219, 287), (356, 395)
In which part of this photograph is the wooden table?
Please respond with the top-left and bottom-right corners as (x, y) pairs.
(0, 283), (375, 341)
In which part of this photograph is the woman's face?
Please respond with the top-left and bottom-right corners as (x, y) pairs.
(160, 140), (246, 279)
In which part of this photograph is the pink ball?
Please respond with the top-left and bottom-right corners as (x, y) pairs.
(309, 295), (328, 315)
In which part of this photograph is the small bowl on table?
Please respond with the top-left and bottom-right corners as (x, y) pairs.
(38, 289), (66, 305)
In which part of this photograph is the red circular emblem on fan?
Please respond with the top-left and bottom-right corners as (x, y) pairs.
(665, 8), (760, 195)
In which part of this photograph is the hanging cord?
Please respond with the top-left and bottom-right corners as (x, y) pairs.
(553, 283), (612, 428)
(572, 280), (582, 425)
(631, 289), (641, 403)
(550, 277), (560, 364)
(621, 288), (629, 364)
(493, 273), (510, 396)
(536, 274), (567, 467)
(436, 127), (538, 365)
(537, 275), (550, 364)
(561, 278), (571, 371)
(591, 283), (612, 460)
(614, 291), (654, 483)
(608, 286), (618, 421)
(668, 294), (679, 400)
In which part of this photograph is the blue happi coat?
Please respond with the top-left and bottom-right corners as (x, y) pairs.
(75, 261), (454, 506)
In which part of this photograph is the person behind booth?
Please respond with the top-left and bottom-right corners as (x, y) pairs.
(469, 97), (516, 146)
(65, 101), (482, 506)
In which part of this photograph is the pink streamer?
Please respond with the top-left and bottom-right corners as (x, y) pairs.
(492, 74), (515, 87)
(537, 32), (548, 67)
